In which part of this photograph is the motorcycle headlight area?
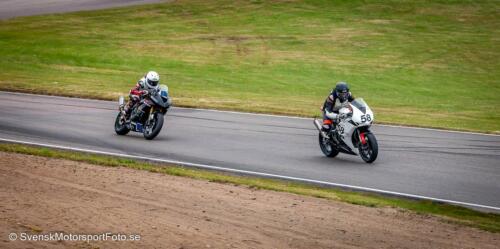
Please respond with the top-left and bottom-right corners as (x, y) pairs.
(159, 84), (169, 99)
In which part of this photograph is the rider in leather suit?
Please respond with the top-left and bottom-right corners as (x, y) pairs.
(321, 82), (355, 133)
(123, 71), (160, 120)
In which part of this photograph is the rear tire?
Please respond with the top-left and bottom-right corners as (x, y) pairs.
(114, 112), (130, 135)
(143, 113), (164, 140)
(318, 133), (339, 158)
(359, 132), (378, 163)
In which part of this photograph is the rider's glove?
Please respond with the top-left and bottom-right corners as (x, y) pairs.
(325, 111), (337, 120)
(141, 90), (149, 95)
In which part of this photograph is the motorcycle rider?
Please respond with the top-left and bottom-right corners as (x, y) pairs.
(122, 71), (161, 120)
(321, 82), (355, 135)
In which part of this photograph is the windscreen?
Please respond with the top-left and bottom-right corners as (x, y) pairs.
(351, 98), (368, 112)
(159, 85), (169, 98)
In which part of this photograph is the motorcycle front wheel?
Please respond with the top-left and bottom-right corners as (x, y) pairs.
(358, 132), (378, 163)
(143, 112), (164, 140)
(114, 112), (130, 135)
(318, 133), (339, 158)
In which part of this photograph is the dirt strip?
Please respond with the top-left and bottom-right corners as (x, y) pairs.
(0, 152), (498, 249)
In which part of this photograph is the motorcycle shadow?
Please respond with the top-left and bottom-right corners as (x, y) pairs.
(113, 132), (171, 142)
(312, 154), (375, 167)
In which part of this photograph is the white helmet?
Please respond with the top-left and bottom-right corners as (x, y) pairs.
(145, 71), (160, 88)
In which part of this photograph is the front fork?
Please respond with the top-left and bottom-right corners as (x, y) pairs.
(148, 107), (155, 121)
(353, 128), (368, 147)
(145, 107), (156, 127)
(359, 131), (367, 145)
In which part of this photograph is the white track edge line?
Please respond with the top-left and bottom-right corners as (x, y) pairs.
(1, 137), (499, 212)
(1, 90), (498, 137)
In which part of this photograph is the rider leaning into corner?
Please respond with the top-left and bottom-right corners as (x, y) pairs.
(122, 71), (171, 121)
(321, 82), (355, 135)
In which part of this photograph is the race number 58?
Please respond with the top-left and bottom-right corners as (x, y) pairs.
(361, 114), (372, 122)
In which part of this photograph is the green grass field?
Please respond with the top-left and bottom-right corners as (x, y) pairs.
(0, 0), (499, 133)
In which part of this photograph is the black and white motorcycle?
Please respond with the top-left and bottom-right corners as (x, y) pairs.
(314, 98), (378, 163)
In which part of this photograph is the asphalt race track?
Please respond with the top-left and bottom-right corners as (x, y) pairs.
(1, 91), (499, 212)
(0, 0), (166, 20)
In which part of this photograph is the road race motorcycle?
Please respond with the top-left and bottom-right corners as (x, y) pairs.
(114, 85), (171, 140)
(313, 98), (378, 163)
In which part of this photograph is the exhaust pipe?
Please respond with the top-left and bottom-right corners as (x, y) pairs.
(313, 119), (323, 131)
(314, 119), (330, 139)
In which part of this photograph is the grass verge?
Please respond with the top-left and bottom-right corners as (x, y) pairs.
(1, 142), (499, 232)
(0, 0), (499, 133)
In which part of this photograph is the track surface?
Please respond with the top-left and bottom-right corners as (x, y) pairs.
(0, 92), (499, 210)
(0, 0), (166, 20)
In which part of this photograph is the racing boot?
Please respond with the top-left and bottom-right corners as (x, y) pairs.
(329, 125), (339, 144)
(121, 104), (132, 123)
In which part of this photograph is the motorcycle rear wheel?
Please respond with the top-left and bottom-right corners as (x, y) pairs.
(318, 133), (339, 158)
(358, 132), (378, 163)
(114, 112), (130, 135)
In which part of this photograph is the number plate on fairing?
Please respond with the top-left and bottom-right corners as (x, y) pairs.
(360, 114), (372, 123)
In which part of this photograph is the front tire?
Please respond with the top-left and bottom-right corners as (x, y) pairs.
(359, 132), (378, 163)
(114, 112), (130, 135)
(143, 113), (164, 140)
(318, 133), (339, 158)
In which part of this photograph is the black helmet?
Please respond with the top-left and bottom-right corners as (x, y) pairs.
(335, 82), (350, 102)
